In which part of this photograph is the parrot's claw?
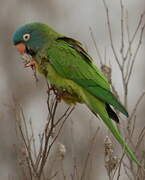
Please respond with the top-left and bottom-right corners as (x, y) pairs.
(24, 60), (37, 68)
(47, 86), (61, 101)
(47, 85), (56, 94)
(47, 86), (62, 102)
(47, 86), (55, 91)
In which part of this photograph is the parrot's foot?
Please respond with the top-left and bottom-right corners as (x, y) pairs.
(47, 85), (62, 102)
(54, 90), (62, 102)
(24, 60), (37, 69)
(47, 86), (55, 92)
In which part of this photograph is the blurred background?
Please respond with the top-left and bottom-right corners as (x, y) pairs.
(0, 0), (145, 179)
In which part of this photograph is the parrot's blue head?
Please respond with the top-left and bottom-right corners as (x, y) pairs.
(13, 22), (51, 56)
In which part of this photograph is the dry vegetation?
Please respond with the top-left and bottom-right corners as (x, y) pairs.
(10, 1), (145, 179)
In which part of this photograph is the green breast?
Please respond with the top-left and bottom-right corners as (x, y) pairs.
(37, 62), (83, 104)
(38, 62), (71, 89)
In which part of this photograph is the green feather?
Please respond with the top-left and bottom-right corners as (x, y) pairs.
(46, 39), (128, 117)
(82, 90), (141, 166)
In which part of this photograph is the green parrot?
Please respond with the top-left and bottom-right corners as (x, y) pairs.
(12, 22), (140, 166)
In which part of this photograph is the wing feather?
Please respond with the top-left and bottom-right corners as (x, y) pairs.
(46, 39), (128, 117)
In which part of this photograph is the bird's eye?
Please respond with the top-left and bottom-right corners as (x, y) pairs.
(23, 33), (31, 41)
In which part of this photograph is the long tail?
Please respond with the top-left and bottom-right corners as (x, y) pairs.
(82, 91), (141, 166)
(98, 112), (140, 165)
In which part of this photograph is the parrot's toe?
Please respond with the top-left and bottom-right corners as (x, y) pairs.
(24, 60), (37, 68)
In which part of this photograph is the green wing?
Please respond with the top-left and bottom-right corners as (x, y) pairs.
(47, 38), (128, 117)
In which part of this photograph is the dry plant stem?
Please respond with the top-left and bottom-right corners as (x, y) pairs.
(60, 160), (67, 180)
(71, 158), (79, 180)
(126, 23), (145, 85)
(47, 171), (58, 180)
(120, 0), (124, 57)
(110, 152), (125, 180)
(123, 164), (133, 180)
(70, 120), (80, 180)
(127, 92), (145, 133)
(14, 82), (75, 180)
(89, 27), (103, 66)
(103, 0), (145, 108)
(124, 11), (145, 61)
(103, 0), (122, 71)
(125, 11), (145, 81)
(29, 119), (37, 159)
(19, 105), (30, 148)
(38, 106), (74, 177)
(36, 88), (58, 175)
(116, 153), (125, 180)
(80, 127), (100, 180)
(135, 126), (145, 152)
(125, 9), (133, 81)
(102, 0), (145, 179)
(45, 107), (74, 157)
(26, 156), (33, 180)
(15, 104), (37, 176)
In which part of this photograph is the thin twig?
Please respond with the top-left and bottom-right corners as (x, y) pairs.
(126, 23), (145, 84)
(120, 0), (124, 57)
(80, 127), (100, 180)
(103, 0), (122, 71)
(89, 27), (103, 65)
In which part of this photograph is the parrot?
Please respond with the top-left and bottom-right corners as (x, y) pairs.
(12, 22), (141, 166)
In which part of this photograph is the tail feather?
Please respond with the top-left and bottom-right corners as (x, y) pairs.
(106, 103), (119, 123)
(83, 92), (141, 166)
(99, 112), (140, 166)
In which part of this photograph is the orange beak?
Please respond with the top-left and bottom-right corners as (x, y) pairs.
(15, 43), (37, 68)
(15, 43), (26, 54)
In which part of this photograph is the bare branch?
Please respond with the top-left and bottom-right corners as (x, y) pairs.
(126, 23), (145, 84)
(103, 0), (122, 71)
(120, 0), (125, 57)
(89, 27), (104, 65)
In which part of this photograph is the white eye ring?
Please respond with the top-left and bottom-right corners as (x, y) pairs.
(23, 33), (30, 41)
